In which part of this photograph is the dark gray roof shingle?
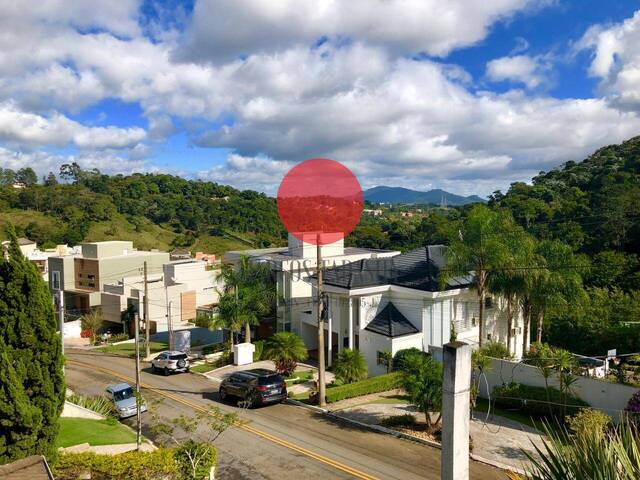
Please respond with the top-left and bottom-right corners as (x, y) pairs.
(320, 245), (473, 292)
(364, 302), (420, 338)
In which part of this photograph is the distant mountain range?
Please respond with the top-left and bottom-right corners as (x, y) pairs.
(363, 186), (485, 206)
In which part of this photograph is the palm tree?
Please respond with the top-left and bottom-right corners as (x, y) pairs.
(487, 227), (536, 355)
(443, 205), (514, 346)
(402, 357), (443, 434)
(212, 290), (245, 350)
(378, 350), (393, 374)
(333, 349), (368, 383)
(530, 240), (585, 342)
(264, 332), (308, 376)
(217, 256), (275, 343)
(81, 308), (104, 344)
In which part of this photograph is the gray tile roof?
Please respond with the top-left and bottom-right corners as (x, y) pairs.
(364, 302), (419, 338)
(320, 245), (473, 292)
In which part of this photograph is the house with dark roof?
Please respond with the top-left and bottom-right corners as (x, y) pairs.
(307, 245), (525, 376)
(225, 233), (400, 339)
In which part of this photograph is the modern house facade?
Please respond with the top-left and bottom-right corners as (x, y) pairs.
(48, 241), (221, 334)
(224, 233), (400, 338)
(313, 245), (526, 376)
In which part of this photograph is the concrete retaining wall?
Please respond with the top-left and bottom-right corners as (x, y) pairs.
(478, 358), (638, 421)
(61, 401), (104, 420)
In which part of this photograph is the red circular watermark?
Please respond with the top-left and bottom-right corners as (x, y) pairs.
(277, 158), (363, 245)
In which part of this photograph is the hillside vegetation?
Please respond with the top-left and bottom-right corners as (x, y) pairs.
(0, 163), (285, 254)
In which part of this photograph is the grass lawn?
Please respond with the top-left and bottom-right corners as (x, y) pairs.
(285, 371), (314, 384)
(191, 362), (218, 374)
(97, 341), (168, 357)
(56, 418), (136, 448)
(371, 394), (411, 404)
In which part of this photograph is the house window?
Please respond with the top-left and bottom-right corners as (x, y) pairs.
(52, 271), (61, 291)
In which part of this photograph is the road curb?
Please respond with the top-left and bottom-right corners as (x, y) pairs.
(284, 398), (524, 475)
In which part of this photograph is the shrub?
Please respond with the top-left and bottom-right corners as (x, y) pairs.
(325, 372), (403, 403)
(53, 448), (179, 479)
(381, 414), (417, 428)
(492, 383), (588, 419)
(66, 393), (117, 418)
(263, 332), (308, 375)
(480, 341), (513, 360)
(567, 408), (611, 439)
(174, 441), (217, 480)
(392, 348), (429, 372)
(626, 391), (640, 422)
(253, 340), (264, 362)
(333, 348), (368, 384)
(108, 333), (130, 343)
(201, 342), (227, 356)
(80, 329), (92, 338)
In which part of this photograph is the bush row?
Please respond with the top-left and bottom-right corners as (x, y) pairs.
(492, 382), (589, 418)
(53, 449), (179, 480)
(326, 372), (403, 403)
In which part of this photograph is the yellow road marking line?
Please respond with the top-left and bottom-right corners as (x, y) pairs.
(66, 358), (379, 480)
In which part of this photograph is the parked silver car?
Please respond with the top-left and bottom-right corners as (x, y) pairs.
(151, 350), (190, 375)
(106, 383), (147, 418)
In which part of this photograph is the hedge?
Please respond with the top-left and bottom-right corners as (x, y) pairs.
(202, 342), (227, 355)
(326, 372), (403, 403)
(492, 382), (589, 419)
(53, 449), (179, 480)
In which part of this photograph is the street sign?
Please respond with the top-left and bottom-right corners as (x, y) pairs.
(607, 349), (617, 358)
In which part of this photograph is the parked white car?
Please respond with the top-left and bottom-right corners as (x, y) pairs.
(151, 351), (190, 375)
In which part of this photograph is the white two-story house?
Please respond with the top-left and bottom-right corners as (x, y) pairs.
(311, 245), (525, 376)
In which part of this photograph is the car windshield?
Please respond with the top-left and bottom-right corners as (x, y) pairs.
(113, 387), (134, 401)
(170, 353), (187, 360)
(258, 374), (283, 386)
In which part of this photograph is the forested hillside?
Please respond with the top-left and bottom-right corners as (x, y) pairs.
(0, 163), (285, 253)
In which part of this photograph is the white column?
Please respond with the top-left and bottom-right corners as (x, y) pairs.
(441, 341), (471, 480)
(348, 298), (354, 349)
(327, 300), (333, 367)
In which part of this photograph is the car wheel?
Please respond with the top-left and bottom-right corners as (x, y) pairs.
(151, 364), (157, 373)
(163, 367), (170, 376)
(219, 387), (227, 402)
(247, 392), (258, 408)
(185, 367), (190, 373)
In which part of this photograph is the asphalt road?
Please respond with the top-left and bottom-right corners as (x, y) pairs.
(64, 349), (505, 480)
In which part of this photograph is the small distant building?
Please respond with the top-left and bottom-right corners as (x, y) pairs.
(11, 182), (25, 189)
(363, 209), (383, 216)
(1, 238), (77, 280)
(170, 248), (192, 261)
(400, 211), (414, 218)
(195, 251), (218, 266)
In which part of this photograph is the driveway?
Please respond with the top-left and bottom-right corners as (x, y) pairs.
(64, 349), (506, 480)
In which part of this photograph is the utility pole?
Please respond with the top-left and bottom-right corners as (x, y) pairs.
(167, 301), (174, 351)
(143, 261), (150, 359)
(134, 313), (142, 450)
(316, 237), (326, 407)
(57, 290), (65, 373)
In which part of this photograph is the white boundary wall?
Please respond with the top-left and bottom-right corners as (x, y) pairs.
(478, 358), (638, 422)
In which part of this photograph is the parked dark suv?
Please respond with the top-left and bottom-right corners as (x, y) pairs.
(218, 369), (287, 407)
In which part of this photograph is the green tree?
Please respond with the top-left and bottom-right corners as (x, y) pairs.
(263, 332), (308, 376)
(531, 240), (585, 343)
(402, 357), (443, 434)
(333, 348), (368, 383)
(378, 350), (393, 373)
(15, 167), (38, 186)
(443, 205), (514, 346)
(217, 256), (275, 343)
(0, 225), (65, 463)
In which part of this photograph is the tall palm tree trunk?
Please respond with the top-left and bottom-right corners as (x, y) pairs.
(536, 309), (544, 343)
(478, 271), (486, 347)
(522, 297), (531, 355)
(245, 322), (251, 343)
(506, 295), (513, 356)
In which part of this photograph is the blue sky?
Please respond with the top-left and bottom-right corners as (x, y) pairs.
(2, 1), (640, 196)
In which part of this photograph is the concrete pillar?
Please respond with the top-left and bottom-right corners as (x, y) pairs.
(348, 298), (354, 349)
(441, 341), (471, 480)
(327, 300), (333, 367)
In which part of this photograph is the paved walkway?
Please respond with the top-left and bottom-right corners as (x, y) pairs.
(59, 442), (156, 455)
(332, 399), (544, 471)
